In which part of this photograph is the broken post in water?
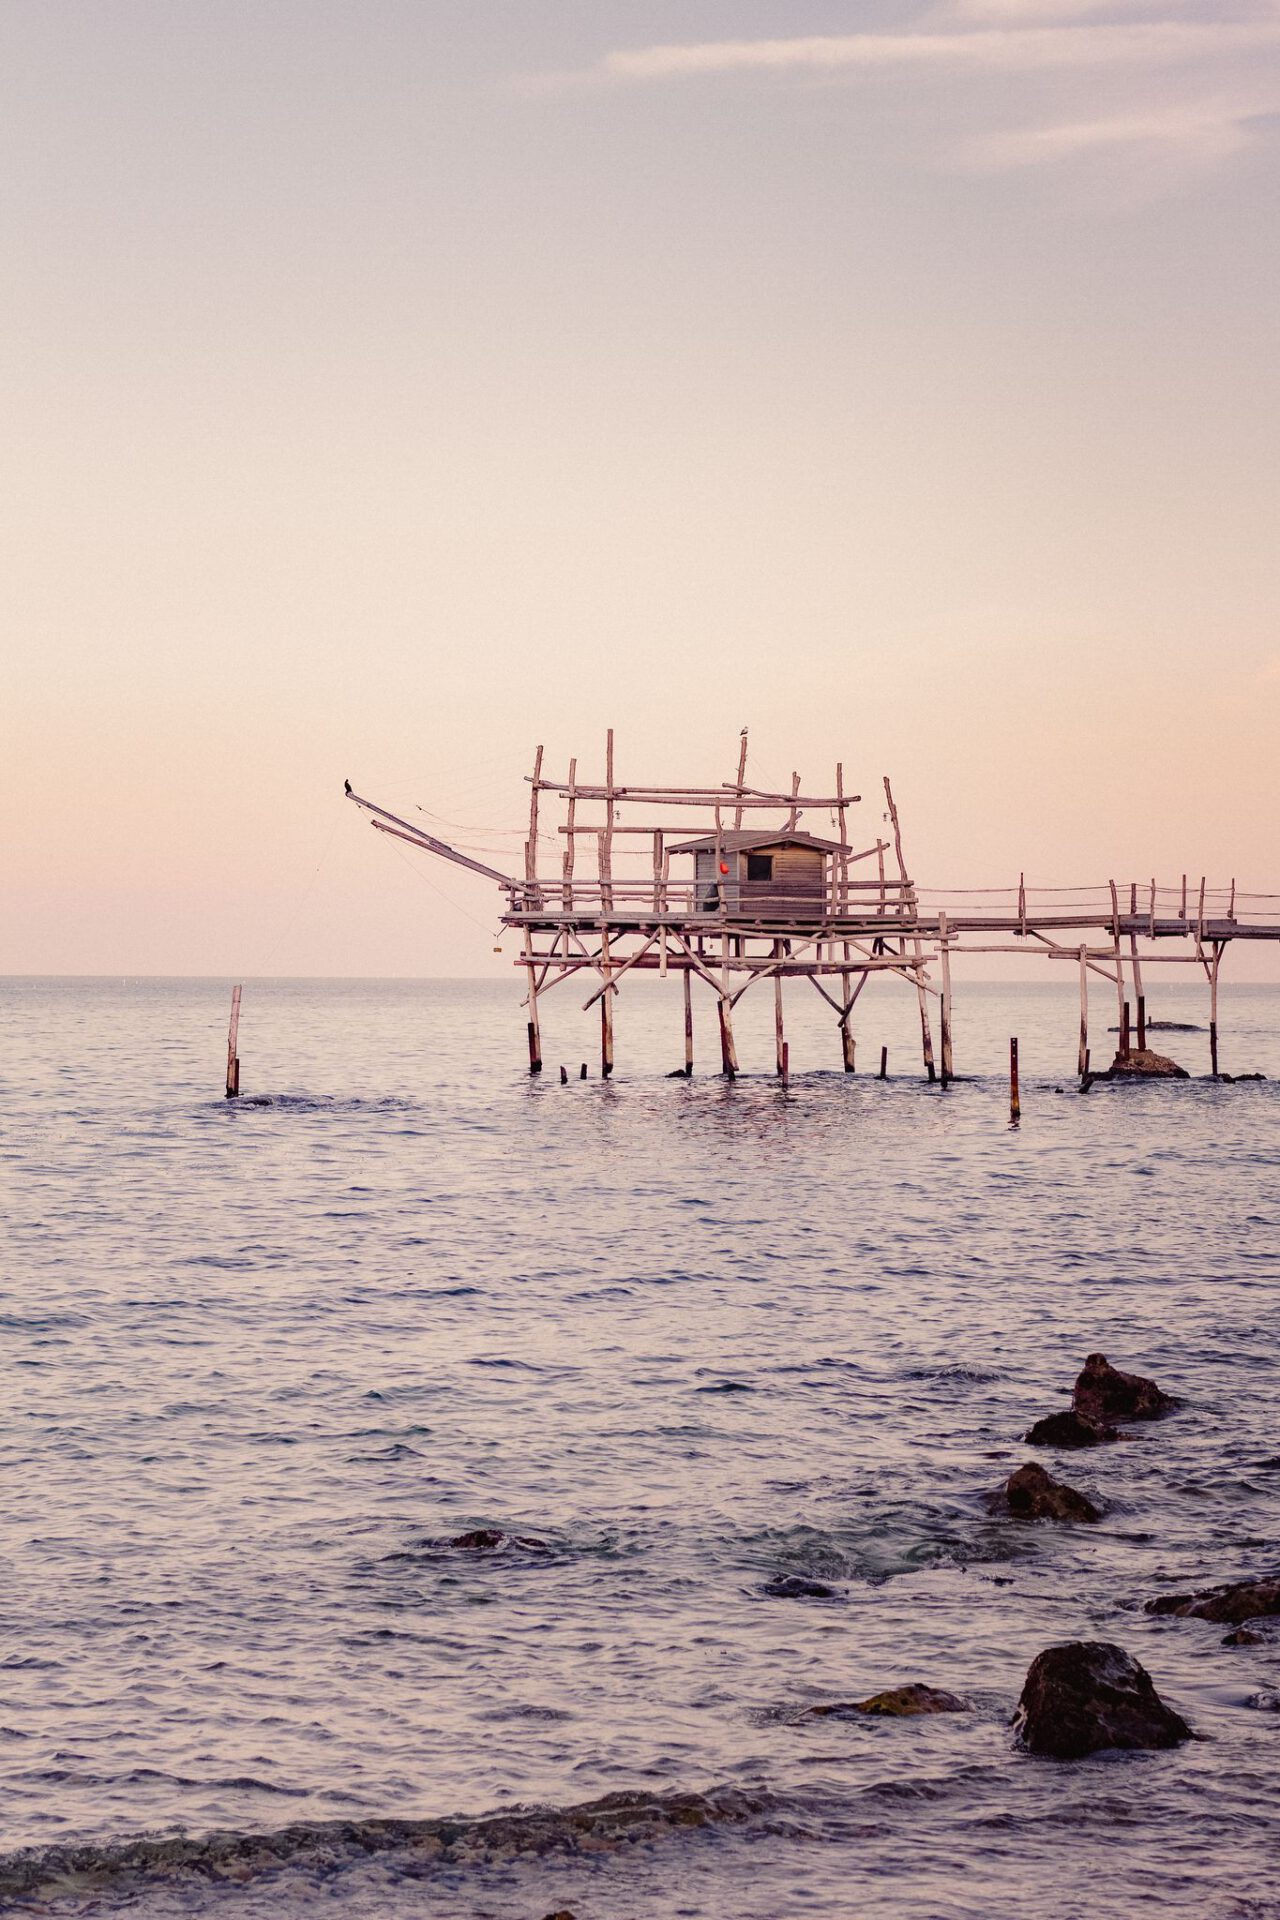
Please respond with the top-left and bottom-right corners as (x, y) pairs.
(226, 985), (241, 1099)
(343, 739), (1280, 1084)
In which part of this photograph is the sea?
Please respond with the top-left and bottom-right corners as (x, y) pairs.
(2, 974), (1279, 1918)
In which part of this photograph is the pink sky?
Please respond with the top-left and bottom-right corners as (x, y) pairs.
(4, 1), (1278, 977)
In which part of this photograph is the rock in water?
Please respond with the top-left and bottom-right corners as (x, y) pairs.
(1014, 1642), (1191, 1758)
(1147, 1574), (1280, 1625)
(1222, 1617), (1280, 1647)
(806, 1684), (969, 1718)
(1024, 1409), (1119, 1449)
(1073, 1352), (1174, 1423)
(761, 1574), (840, 1599)
(989, 1462), (1101, 1523)
(1100, 1047), (1189, 1079)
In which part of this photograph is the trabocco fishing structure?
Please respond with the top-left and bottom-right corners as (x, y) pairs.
(340, 732), (1276, 1088)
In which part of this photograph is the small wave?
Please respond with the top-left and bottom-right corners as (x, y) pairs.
(0, 1784), (783, 1902)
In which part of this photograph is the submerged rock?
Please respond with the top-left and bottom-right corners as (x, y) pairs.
(1073, 1352), (1174, 1423)
(1013, 1642), (1191, 1758)
(806, 1683), (970, 1719)
(1024, 1409), (1119, 1449)
(761, 1574), (840, 1600)
(1098, 1048), (1189, 1079)
(445, 1529), (551, 1554)
(1147, 1574), (1280, 1625)
(1246, 1691), (1280, 1712)
(1222, 1617), (1280, 1648)
(988, 1462), (1101, 1523)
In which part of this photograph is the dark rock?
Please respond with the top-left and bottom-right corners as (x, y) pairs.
(1221, 1072), (1267, 1083)
(1073, 1352), (1174, 1423)
(1147, 1575), (1280, 1625)
(1097, 1048), (1189, 1079)
(1222, 1617), (1280, 1647)
(1013, 1641), (1192, 1758)
(446, 1529), (552, 1553)
(988, 1462), (1101, 1523)
(1024, 1409), (1119, 1449)
(543, 1912), (579, 1919)
(806, 1683), (969, 1719)
(761, 1574), (840, 1600)
(1246, 1691), (1280, 1711)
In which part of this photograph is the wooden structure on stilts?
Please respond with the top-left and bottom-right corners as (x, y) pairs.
(343, 740), (1280, 1083)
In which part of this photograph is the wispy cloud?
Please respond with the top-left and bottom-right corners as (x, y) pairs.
(598, 20), (1280, 82)
(528, 6), (1280, 193)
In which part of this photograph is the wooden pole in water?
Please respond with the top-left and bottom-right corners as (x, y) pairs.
(718, 996), (738, 1077)
(883, 776), (935, 1081)
(938, 911), (953, 1086)
(781, 1040), (790, 1088)
(1010, 1037), (1020, 1122)
(1121, 1001), (1131, 1057)
(1128, 933), (1146, 1050)
(1210, 941), (1222, 1078)
(879, 1045), (888, 1079)
(225, 985), (241, 1098)
(683, 964), (694, 1076)
(1078, 944), (1089, 1081)
(774, 942), (786, 1079)
(600, 927), (614, 1078)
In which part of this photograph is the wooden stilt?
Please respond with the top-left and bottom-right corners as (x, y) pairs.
(1010, 1037), (1020, 1123)
(879, 1045), (888, 1079)
(580, 1062), (588, 1079)
(560, 1065), (568, 1083)
(523, 929), (542, 1074)
(883, 777), (935, 1081)
(225, 985), (241, 1099)
(774, 946), (786, 1078)
(781, 1040), (790, 1087)
(600, 928), (614, 1078)
(1210, 941), (1222, 1077)
(938, 910), (953, 1086)
(718, 996), (738, 1077)
(683, 964), (694, 1076)
(840, 1018), (856, 1073)
(1121, 1002), (1131, 1056)
(1136, 994), (1147, 1050)
(1078, 944), (1088, 1081)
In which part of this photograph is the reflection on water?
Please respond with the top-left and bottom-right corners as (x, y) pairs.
(0, 976), (1278, 1916)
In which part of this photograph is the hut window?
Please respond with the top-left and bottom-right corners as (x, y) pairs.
(746, 853), (774, 882)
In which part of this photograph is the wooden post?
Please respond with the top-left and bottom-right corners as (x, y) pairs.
(523, 926), (542, 1074)
(580, 1062), (588, 1079)
(600, 927), (614, 1077)
(1121, 1001), (1131, 1057)
(787, 772), (800, 829)
(781, 1041), (790, 1088)
(1209, 941), (1222, 1078)
(683, 963), (694, 1076)
(225, 985), (241, 1098)
(1078, 944), (1088, 1081)
(600, 729), (615, 913)
(879, 1045), (888, 1079)
(883, 776), (935, 1081)
(718, 996), (738, 1078)
(774, 951), (786, 1079)
(562, 757), (577, 910)
(732, 729), (748, 830)
(1181, 873), (1187, 922)
(840, 1016), (856, 1073)
(1128, 933), (1145, 1048)
(938, 910), (953, 1086)
(526, 744), (543, 905)
(1010, 1037), (1020, 1123)
(1018, 873), (1026, 936)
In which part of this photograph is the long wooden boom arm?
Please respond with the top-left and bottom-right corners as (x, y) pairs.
(344, 784), (521, 889)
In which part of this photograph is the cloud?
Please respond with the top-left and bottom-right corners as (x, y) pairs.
(960, 98), (1261, 167)
(598, 20), (1280, 83)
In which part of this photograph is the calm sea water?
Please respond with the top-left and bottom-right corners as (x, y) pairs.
(2, 975), (1279, 1918)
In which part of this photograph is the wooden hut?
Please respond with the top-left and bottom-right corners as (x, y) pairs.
(668, 830), (842, 919)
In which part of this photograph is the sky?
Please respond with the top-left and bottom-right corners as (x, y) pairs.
(3, 0), (1278, 978)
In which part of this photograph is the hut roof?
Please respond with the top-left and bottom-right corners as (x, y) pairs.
(667, 829), (843, 857)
